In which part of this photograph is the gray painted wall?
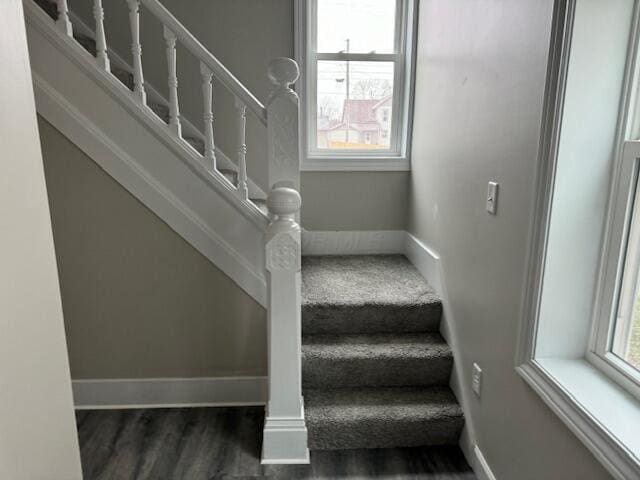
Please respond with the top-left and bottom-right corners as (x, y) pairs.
(39, 117), (267, 379)
(66, 0), (408, 231)
(407, 1), (612, 479)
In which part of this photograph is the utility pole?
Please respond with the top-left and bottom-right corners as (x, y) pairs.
(345, 38), (350, 144)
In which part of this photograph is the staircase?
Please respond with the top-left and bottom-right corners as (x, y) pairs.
(301, 255), (463, 450)
(27, 0), (464, 465)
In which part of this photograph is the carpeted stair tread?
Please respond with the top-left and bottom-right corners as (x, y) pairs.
(302, 332), (452, 388)
(302, 255), (442, 334)
(219, 168), (238, 186)
(304, 386), (464, 450)
(251, 198), (268, 214)
(148, 102), (170, 123)
(74, 33), (97, 57)
(112, 68), (134, 91)
(184, 136), (205, 155)
(34, 0), (58, 20)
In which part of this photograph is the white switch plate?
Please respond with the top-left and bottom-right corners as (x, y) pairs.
(486, 181), (499, 214)
(472, 362), (482, 398)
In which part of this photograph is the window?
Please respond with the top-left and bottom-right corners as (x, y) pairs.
(297, 0), (416, 170)
(591, 138), (640, 397)
(517, 1), (640, 477)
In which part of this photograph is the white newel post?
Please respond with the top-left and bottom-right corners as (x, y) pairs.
(266, 58), (301, 192)
(261, 186), (308, 465)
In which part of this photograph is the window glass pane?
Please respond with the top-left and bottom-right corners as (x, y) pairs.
(613, 175), (640, 372)
(316, 60), (394, 150)
(317, 0), (397, 54)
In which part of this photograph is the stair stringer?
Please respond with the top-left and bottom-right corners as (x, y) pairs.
(25, 3), (269, 306)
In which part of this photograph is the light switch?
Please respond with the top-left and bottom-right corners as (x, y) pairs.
(486, 181), (499, 215)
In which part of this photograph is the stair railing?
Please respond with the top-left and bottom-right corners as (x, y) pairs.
(52, 0), (306, 463)
(52, 0), (299, 205)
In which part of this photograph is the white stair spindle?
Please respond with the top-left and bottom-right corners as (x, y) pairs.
(236, 99), (249, 200)
(200, 62), (216, 169)
(55, 0), (73, 36)
(93, 0), (110, 71)
(127, 0), (146, 104)
(163, 26), (181, 136)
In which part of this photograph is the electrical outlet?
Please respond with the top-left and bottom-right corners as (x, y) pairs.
(472, 362), (483, 398)
(486, 181), (499, 214)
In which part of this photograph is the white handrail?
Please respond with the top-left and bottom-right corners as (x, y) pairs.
(139, 0), (267, 126)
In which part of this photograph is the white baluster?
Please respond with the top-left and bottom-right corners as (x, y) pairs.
(235, 99), (248, 200)
(127, 0), (146, 104)
(163, 26), (181, 136)
(200, 62), (216, 169)
(55, 0), (73, 36)
(93, 0), (110, 71)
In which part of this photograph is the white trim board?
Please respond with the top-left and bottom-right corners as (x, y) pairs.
(73, 376), (267, 409)
(302, 230), (406, 255)
(472, 445), (498, 480)
(404, 232), (490, 480)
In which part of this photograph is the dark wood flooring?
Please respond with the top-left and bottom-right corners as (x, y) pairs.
(76, 407), (475, 479)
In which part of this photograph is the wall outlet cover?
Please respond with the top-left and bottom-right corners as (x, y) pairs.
(472, 362), (483, 398)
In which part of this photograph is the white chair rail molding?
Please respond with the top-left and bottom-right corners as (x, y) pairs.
(517, 1), (640, 478)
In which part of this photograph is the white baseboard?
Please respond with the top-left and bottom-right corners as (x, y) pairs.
(302, 230), (405, 255)
(72, 376), (267, 409)
(404, 232), (442, 293)
(473, 445), (498, 480)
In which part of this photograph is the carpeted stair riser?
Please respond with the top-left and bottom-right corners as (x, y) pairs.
(303, 303), (442, 335)
(304, 386), (464, 450)
(302, 333), (453, 389)
(34, 0), (57, 20)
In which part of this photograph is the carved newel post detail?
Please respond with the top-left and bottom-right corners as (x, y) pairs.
(261, 186), (309, 465)
(266, 58), (300, 192)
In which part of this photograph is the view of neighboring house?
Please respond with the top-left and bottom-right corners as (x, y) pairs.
(318, 96), (392, 149)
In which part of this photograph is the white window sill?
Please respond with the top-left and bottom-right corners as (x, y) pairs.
(302, 157), (411, 172)
(517, 357), (640, 479)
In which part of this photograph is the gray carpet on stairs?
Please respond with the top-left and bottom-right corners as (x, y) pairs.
(302, 255), (463, 451)
(302, 332), (452, 389)
(302, 255), (442, 334)
(304, 386), (464, 450)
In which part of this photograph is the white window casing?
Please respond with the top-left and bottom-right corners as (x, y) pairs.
(295, 0), (417, 171)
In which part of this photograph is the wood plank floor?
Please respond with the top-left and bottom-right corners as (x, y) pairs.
(76, 407), (475, 479)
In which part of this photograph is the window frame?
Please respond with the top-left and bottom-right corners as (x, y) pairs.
(295, 0), (417, 171)
(589, 141), (640, 400)
(588, 8), (640, 400)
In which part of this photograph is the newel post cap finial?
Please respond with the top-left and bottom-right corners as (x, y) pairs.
(267, 186), (301, 218)
(268, 57), (300, 90)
